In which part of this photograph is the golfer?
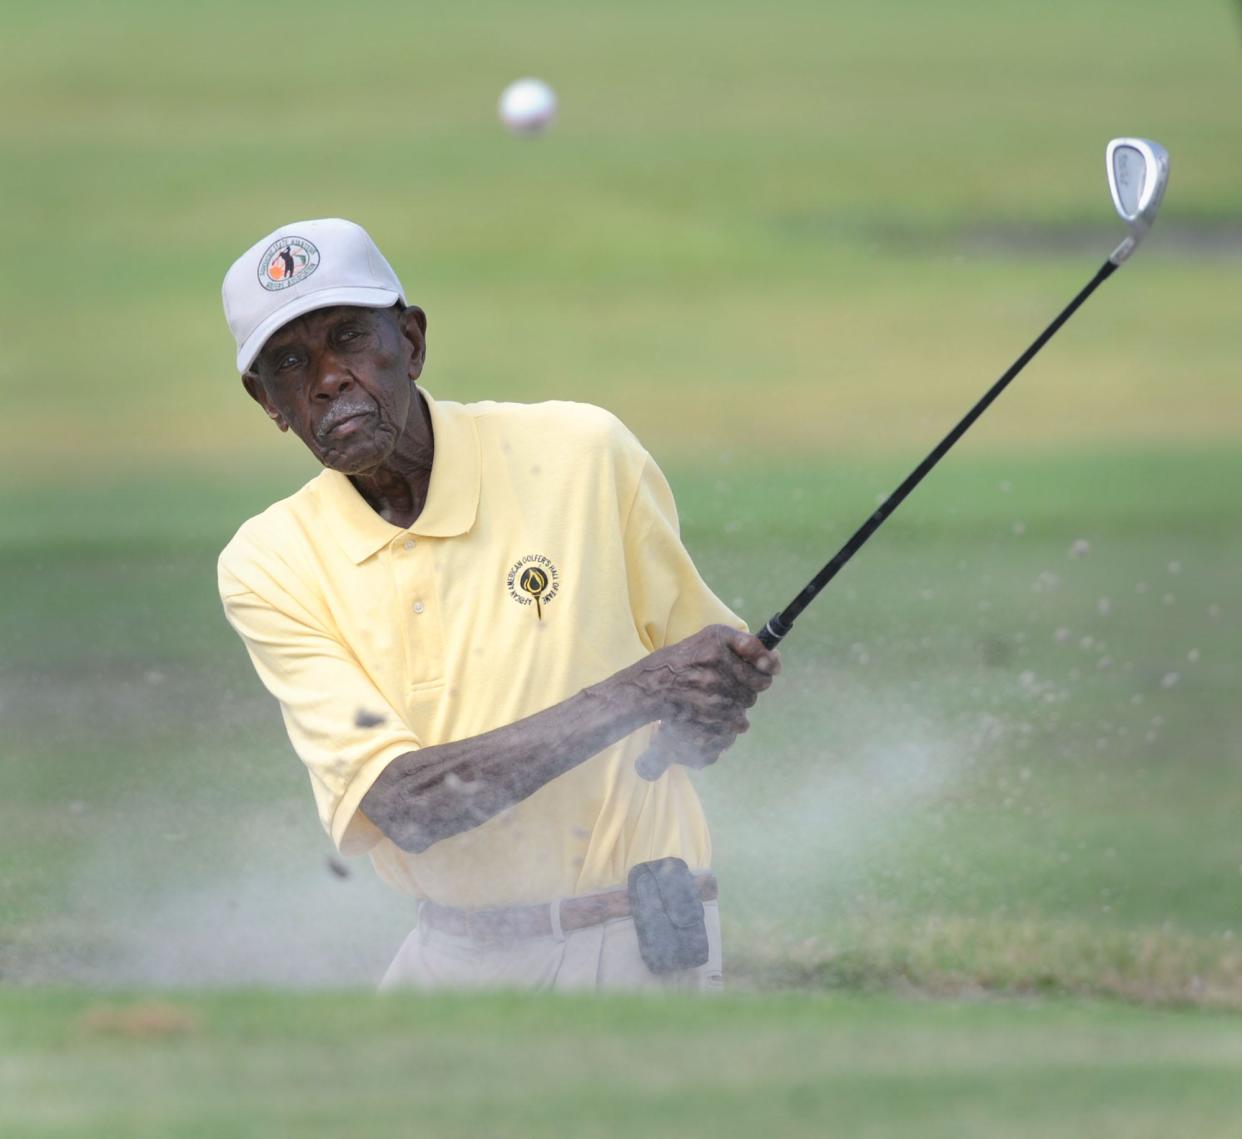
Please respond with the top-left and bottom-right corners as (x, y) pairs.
(218, 218), (780, 990)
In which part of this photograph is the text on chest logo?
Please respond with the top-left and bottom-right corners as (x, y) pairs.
(506, 554), (561, 620)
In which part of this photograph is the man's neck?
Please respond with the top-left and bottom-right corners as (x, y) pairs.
(348, 392), (435, 529)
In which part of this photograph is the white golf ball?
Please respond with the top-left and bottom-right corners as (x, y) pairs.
(499, 78), (557, 134)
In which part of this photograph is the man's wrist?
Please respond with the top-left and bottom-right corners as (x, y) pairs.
(582, 663), (662, 735)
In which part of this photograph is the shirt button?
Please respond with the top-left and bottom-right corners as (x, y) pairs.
(403, 539), (416, 551)
(412, 601), (425, 614)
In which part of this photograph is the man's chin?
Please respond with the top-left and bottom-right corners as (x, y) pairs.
(323, 457), (371, 476)
(314, 437), (390, 476)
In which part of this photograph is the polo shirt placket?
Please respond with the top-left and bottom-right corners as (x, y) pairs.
(388, 531), (446, 703)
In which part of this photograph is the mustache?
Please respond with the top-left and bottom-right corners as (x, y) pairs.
(316, 402), (373, 438)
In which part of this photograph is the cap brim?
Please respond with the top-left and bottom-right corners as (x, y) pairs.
(236, 285), (403, 373)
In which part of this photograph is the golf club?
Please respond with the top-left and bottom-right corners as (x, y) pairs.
(637, 137), (1170, 782)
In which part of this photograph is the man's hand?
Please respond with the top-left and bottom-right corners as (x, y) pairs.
(629, 626), (781, 772)
(640, 720), (739, 771)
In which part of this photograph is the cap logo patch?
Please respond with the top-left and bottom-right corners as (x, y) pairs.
(257, 237), (321, 291)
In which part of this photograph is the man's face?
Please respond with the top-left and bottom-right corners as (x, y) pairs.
(243, 304), (427, 474)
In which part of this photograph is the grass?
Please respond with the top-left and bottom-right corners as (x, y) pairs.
(1, 0), (1241, 465)
(4, 990), (1242, 1138)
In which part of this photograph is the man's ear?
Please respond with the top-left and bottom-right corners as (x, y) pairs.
(241, 372), (289, 432)
(400, 305), (428, 380)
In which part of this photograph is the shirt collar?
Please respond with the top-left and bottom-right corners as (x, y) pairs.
(315, 389), (482, 565)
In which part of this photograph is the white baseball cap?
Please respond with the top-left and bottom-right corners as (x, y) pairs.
(222, 218), (407, 373)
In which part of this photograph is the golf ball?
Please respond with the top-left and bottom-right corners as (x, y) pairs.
(499, 78), (557, 134)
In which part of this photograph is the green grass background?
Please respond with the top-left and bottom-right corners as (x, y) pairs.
(5, 991), (1242, 1139)
(2, 0), (1241, 1132)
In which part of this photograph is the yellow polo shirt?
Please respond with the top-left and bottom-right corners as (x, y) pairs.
(218, 391), (744, 906)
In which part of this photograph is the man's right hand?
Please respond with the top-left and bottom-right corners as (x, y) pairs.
(628, 625), (781, 768)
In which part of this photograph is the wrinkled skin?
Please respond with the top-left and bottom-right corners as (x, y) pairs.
(633, 625), (780, 770)
(243, 303), (432, 527)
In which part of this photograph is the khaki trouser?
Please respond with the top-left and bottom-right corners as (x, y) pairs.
(380, 899), (723, 993)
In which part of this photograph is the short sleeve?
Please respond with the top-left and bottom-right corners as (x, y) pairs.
(219, 573), (420, 856)
(623, 454), (747, 650)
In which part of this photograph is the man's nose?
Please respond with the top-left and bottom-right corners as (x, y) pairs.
(311, 351), (353, 400)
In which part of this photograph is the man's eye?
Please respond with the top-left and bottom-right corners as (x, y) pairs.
(337, 327), (361, 343)
(277, 353), (301, 371)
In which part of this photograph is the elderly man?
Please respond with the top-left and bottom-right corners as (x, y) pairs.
(218, 218), (780, 991)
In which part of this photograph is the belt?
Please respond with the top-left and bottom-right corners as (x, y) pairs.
(419, 872), (718, 944)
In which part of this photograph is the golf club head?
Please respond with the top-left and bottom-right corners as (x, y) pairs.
(1106, 137), (1169, 265)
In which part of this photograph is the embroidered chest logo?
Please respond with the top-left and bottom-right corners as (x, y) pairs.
(257, 236), (321, 291)
(506, 554), (561, 619)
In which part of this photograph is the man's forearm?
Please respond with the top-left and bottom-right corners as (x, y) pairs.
(359, 667), (655, 854)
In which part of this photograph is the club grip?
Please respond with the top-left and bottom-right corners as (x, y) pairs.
(635, 613), (790, 781)
(757, 611), (791, 649)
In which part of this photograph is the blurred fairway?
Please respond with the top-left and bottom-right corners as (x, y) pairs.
(2, 1), (1242, 1130)
(1, 0), (1240, 463)
(5, 991), (1242, 1139)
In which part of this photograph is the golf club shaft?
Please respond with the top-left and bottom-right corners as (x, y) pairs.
(637, 256), (1119, 781)
(757, 256), (1119, 648)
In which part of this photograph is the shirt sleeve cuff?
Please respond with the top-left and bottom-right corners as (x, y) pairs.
(330, 741), (417, 856)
